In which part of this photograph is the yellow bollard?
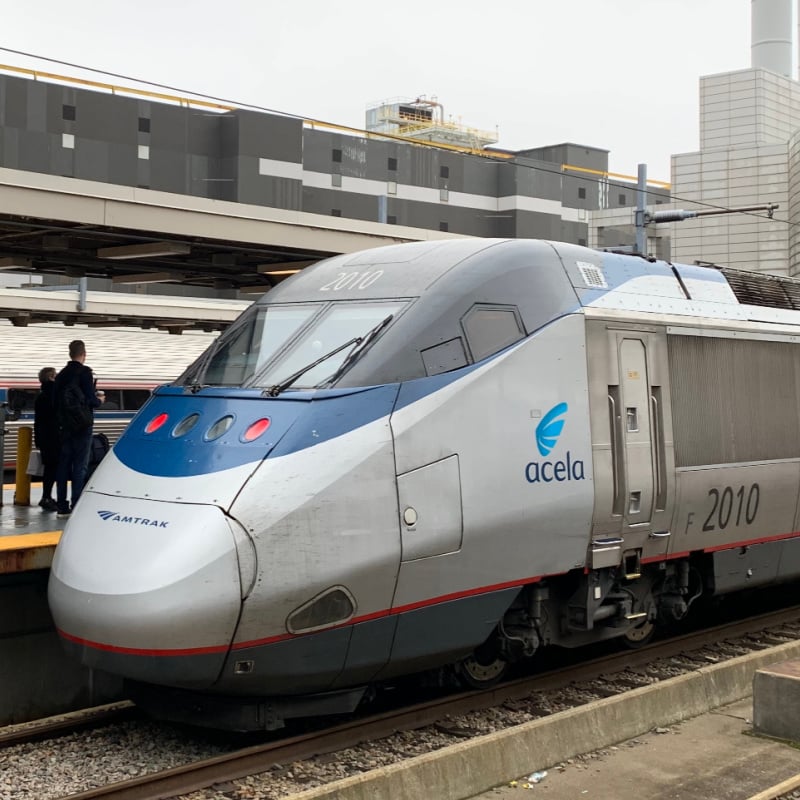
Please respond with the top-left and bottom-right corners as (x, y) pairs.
(14, 425), (32, 506)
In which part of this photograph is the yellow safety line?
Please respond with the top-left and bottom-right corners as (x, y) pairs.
(0, 531), (61, 550)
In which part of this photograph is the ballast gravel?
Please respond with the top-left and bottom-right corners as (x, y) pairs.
(0, 633), (795, 800)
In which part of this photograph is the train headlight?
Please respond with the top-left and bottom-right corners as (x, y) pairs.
(144, 412), (168, 433)
(172, 413), (200, 437)
(242, 418), (271, 442)
(205, 415), (234, 441)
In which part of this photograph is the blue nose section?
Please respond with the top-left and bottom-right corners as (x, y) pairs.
(114, 384), (402, 478)
(114, 388), (302, 478)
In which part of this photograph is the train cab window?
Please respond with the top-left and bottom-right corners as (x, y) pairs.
(461, 305), (525, 362)
(253, 301), (405, 389)
(202, 305), (317, 386)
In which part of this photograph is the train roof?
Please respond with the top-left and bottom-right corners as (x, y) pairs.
(0, 322), (218, 385)
(263, 238), (800, 329)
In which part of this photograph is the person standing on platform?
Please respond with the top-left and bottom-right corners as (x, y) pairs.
(33, 366), (59, 511)
(54, 340), (101, 519)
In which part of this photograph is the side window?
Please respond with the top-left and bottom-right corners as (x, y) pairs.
(461, 305), (525, 362)
(8, 388), (37, 413)
(96, 389), (122, 410)
(121, 389), (152, 410)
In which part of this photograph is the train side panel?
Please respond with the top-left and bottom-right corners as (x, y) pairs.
(382, 312), (594, 678)
(588, 314), (800, 592)
(667, 328), (800, 589)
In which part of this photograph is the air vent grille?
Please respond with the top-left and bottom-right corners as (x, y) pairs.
(577, 261), (608, 289)
(721, 267), (800, 310)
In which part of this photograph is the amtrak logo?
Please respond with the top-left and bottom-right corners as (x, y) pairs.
(536, 402), (568, 457)
(525, 402), (586, 484)
(97, 510), (169, 528)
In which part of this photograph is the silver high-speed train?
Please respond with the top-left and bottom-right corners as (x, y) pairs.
(48, 238), (800, 730)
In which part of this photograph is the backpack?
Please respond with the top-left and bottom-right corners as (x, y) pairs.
(60, 377), (93, 433)
(86, 432), (110, 477)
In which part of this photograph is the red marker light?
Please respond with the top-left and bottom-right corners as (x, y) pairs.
(145, 412), (168, 434)
(243, 418), (271, 442)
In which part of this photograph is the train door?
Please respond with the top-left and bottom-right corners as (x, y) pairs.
(617, 338), (654, 526)
(586, 321), (673, 570)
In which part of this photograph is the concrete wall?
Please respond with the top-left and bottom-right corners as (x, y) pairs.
(0, 571), (122, 723)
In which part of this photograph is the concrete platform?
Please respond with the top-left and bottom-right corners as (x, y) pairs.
(286, 640), (800, 800)
(476, 698), (800, 800)
(0, 482), (62, 572)
(754, 659), (800, 743)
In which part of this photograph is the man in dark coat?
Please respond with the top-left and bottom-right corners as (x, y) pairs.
(54, 340), (101, 518)
(33, 366), (60, 511)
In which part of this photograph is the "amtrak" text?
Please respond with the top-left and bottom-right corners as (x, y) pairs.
(97, 510), (169, 527)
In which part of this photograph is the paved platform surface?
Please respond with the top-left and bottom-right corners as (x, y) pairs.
(0, 480), (61, 537)
(474, 699), (800, 800)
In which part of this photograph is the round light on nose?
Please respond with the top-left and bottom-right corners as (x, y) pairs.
(242, 418), (271, 442)
(144, 412), (168, 434)
(205, 415), (234, 441)
(172, 413), (200, 438)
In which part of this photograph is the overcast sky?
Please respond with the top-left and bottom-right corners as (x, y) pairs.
(1, 0), (758, 180)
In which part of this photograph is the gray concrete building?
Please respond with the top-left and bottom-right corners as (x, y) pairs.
(0, 67), (669, 286)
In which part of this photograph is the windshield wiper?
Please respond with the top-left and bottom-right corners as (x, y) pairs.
(322, 314), (394, 387)
(266, 336), (361, 397)
(183, 339), (222, 393)
(266, 314), (394, 397)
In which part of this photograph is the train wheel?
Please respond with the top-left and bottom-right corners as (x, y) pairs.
(622, 619), (655, 648)
(456, 640), (508, 689)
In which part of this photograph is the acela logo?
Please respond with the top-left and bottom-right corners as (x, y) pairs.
(97, 510), (169, 528)
(525, 402), (586, 484)
(536, 402), (568, 457)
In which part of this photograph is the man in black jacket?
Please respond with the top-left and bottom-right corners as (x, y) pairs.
(54, 340), (101, 518)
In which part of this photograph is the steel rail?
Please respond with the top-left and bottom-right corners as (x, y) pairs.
(59, 605), (800, 800)
(0, 703), (138, 748)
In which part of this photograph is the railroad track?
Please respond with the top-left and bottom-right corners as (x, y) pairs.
(0, 703), (138, 749)
(44, 605), (800, 800)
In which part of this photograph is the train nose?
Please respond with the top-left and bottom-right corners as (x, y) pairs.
(48, 492), (244, 688)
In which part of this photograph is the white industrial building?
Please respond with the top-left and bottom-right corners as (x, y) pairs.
(661, 0), (800, 276)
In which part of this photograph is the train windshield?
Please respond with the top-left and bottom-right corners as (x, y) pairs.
(188, 300), (404, 389)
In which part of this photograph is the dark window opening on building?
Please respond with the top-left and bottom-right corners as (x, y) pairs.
(331, 209), (342, 217)
(618, 193), (627, 205)
(440, 166), (450, 179)
(62, 104), (76, 121)
(138, 117), (151, 133)
(439, 221), (449, 232)
(332, 148), (342, 163)
(387, 215), (397, 225)
(388, 157), (397, 171)
(578, 187), (586, 199)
